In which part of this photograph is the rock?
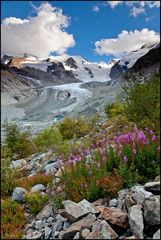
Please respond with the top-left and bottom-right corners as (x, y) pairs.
(61, 199), (99, 222)
(81, 229), (90, 238)
(98, 206), (129, 228)
(47, 217), (54, 223)
(109, 198), (118, 208)
(92, 198), (105, 206)
(53, 231), (59, 238)
(36, 204), (54, 219)
(144, 181), (160, 194)
(124, 236), (138, 239)
(63, 221), (71, 230)
(153, 229), (160, 239)
(25, 231), (42, 239)
(86, 220), (118, 239)
(56, 214), (67, 223)
(31, 184), (45, 193)
(144, 195), (160, 226)
(73, 232), (80, 239)
(154, 175), (160, 182)
(11, 159), (27, 169)
(55, 186), (63, 194)
(55, 166), (65, 178)
(62, 213), (96, 239)
(35, 220), (42, 230)
(44, 163), (57, 175)
(130, 185), (152, 204)
(128, 204), (144, 239)
(12, 187), (27, 203)
(55, 177), (61, 184)
(45, 226), (52, 239)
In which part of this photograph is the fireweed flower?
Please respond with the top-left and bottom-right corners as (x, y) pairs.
(151, 135), (157, 141)
(97, 161), (101, 169)
(124, 156), (128, 163)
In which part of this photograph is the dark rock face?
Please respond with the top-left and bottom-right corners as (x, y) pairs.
(84, 67), (94, 78)
(64, 58), (78, 69)
(129, 44), (160, 75)
(109, 62), (127, 80)
(1, 55), (13, 64)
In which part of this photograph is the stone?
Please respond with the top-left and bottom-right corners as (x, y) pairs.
(11, 159), (27, 169)
(55, 166), (65, 178)
(144, 181), (160, 194)
(154, 175), (160, 182)
(55, 186), (63, 194)
(63, 221), (71, 230)
(86, 220), (118, 239)
(56, 214), (67, 223)
(31, 184), (45, 193)
(109, 198), (118, 208)
(98, 206), (129, 228)
(44, 163), (57, 175)
(62, 213), (96, 239)
(153, 229), (160, 239)
(61, 199), (99, 222)
(25, 231), (42, 239)
(92, 198), (105, 206)
(130, 185), (152, 204)
(55, 177), (61, 184)
(12, 187), (27, 203)
(73, 232), (80, 239)
(128, 204), (144, 239)
(36, 204), (54, 220)
(144, 195), (160, 226)
(53, 231), (59, 238)
(47, 217), (54, 223)
(81, 229), (90, 238)
(35, 220), (42, 230)
(124, 236), (138, 239)
(45, 226), (52, 239)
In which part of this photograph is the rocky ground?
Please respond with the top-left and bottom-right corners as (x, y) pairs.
(11, 150), (160, 240)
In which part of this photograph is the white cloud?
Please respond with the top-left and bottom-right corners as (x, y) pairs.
(131, 6), (145, 17)
(107, 1), (123, 8)
(1, 2), (75, 58)
(95, 28), (160, 56)
(107, 1), (160, 17)
(92, 5), (100, 12)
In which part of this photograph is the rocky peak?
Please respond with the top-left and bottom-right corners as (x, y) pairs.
(64, 57), (78, 69)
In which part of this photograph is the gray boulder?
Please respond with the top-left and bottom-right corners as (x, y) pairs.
(86, 220), (118, 239)
(35, 220), (43, 230)
(45, 226), (52, 239)
(44, 163), (57, 175)
(143, 195), (160, 226)
(12, 187), (27, 203)
(61, 199), (99, 222)
(128, 204), (144, 239)
(144, 181), (160, 195)
(11, 159), (27, 169)
(153, 229), (160, 239)
(31, 184), (45, 193)
(36, 204), (54, 220)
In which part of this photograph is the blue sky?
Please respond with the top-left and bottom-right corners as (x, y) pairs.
(1, 1), (160, 62)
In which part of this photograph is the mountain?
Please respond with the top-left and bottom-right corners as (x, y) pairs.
(1, 42), (160, 136)
(109, 43), (160, 80)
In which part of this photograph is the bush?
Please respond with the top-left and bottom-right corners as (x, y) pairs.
(3, 121), (36, 158)
(1, 158), (17, 198)
(58, 117), (90, 140)
(15, 173), (53, 191)
(123, 74), (160, 131)
(34, 126), (63, 151)
(25, 192), (48, 215)
(53, 194), (64, 209)
(105, 102), (124, 118)
(1, 198), (26, 239)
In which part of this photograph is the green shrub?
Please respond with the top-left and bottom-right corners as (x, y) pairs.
(34, 126), (63, 151)
(1, 198), (26, 239)
(58, 117), (90, 140)
(53, 194), (64, 209)
(105, 102), (124, 118)
(3, 121), (36, 158)
(1, 158), (17, 198)
(25, 192), (48, 215)
(123, 74), (160, 131)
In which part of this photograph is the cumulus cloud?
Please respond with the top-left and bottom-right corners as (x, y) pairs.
(131, 6), (145, 17)
(1, 2), (75, 58)
(92, 5), (100, 12)
(107, 1), (160, 17)
(95, 28), (160, 56)
(107, 1), (123, 8)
